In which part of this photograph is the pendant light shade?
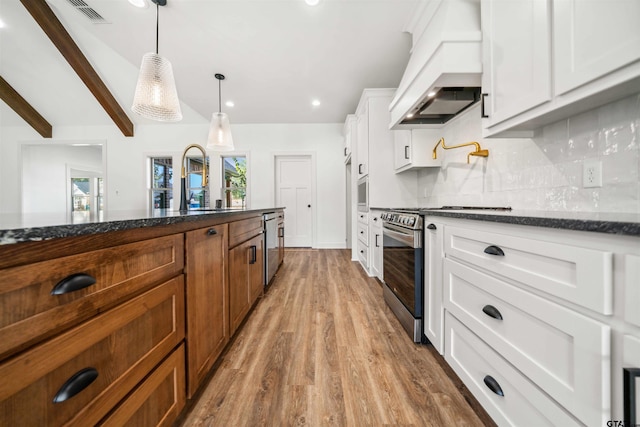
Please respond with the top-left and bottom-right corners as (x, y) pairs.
(132, 53), (182, 121)
(206, 73), (234, 151)
(131, 0), (182, 122)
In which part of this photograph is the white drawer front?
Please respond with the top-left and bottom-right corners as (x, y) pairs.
(444, 258), (610, 426)
(357, 240), (368, 269)
(445, 312), (581, 427)
(357, 212), (368, 225)
(444, 225), (612, 314)
(625, 254), (640, 327)
(357, 223), (369, 245)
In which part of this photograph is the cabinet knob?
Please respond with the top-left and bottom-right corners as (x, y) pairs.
(484, 245), (505, 256)
(483, 375), (504, 397)
(426, 223), (437, 230)
(53, 367), (98, 403)
(482, 304), (503, 320)
(51, 273), (96, 296)
(207, 228), (217, 235)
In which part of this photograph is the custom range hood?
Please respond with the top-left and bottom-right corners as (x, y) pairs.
(389, 0), (482, 129)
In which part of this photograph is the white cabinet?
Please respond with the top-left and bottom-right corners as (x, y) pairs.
(480, 0), (551, 129)
(357, 212), (370, 273)
(356, 104), (369, 178)
(370, 210), (383, 281)
(343, 114), (355, 162)
(423, 219), (443, 353)
(481, 0), (640, 137)
(394, 130), (442, 173)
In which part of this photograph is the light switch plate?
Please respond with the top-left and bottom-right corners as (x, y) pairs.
(583, 159), (602, 188)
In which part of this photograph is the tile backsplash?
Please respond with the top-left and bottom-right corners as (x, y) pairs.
(418, 93), (640, 213)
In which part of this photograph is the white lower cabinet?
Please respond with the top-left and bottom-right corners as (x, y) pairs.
(357, 212), (370, 273)
(445, 312), (581, 426)
(423, 218), (443, 353)
(370, 210), (383, 281)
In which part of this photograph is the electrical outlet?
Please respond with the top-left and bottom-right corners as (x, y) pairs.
(583, 159), (602, 188)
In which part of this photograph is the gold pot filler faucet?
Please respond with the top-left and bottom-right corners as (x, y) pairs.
(432, 137), (489, 164)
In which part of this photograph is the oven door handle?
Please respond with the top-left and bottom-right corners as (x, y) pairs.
(383, 226), (421, 248)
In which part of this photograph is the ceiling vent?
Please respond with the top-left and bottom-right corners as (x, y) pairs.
(65, 0), (109, 24)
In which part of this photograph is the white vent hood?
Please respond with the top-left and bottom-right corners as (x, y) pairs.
(389, 0), (482, 129)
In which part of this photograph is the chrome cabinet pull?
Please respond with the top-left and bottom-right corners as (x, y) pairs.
(51, 273), (96, 296)
(207, 228), (217, 235)
(483, 375), (504, 397)
(53, 367), (98, 403)
(426, 223), (437, 230)
(482, 304), (503, 320)
(484, 245), (505, 256)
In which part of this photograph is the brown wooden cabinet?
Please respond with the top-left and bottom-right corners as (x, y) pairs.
(185, 224), (229, 398)
(228, 217), (264, 335)
(0, 277), (185, 426)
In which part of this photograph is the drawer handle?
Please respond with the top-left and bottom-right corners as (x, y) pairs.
(278, 227), (285, 238)
(483, 375), (504, 397)
(250, 245), (257, 264)
(53, 367), (98, 403)
(482, 304), (503, 320)
(51, 273), (96, 296)
(375, 234), (380, 247)
(207, 228), (217, 235)
(484, 245), (504, 256)
(427, 223), (437, 230)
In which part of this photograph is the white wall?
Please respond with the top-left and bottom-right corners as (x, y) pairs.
(418, 93), (640, 213)
(0, 121), (345, 248)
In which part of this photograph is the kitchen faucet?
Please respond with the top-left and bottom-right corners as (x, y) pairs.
(432, 137), (489, 164)
(179, 144), (208, 212)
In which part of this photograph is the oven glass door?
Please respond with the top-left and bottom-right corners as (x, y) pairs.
(382, 226), (423, 317)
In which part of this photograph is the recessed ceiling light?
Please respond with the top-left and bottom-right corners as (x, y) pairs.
(0, 18), (5, 29)
(312, 99), (321, 107)
(225, 101), (235, 108)
(128, 0), (148, 8)
(305, 0), (320, 6)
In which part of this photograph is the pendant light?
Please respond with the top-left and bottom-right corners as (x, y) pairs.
(206, 73), (234, 151)
(131, 0), (182, 122)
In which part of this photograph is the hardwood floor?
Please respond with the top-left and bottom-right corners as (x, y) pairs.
(180, 249), (487, 426)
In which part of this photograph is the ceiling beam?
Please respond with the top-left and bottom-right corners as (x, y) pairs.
(0, 76), (53, 138)
(20, 0), (135, 137)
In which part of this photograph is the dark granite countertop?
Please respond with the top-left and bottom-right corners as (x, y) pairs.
(0, 207), (284, 245)
(369, 207), (640, 236)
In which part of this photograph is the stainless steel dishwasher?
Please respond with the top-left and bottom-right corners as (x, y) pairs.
(263, 212), (278, 286)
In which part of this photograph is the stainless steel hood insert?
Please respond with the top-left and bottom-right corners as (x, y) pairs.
(403, 87), (481, 125)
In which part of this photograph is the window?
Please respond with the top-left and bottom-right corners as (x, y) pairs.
(185, 157), (210, 209)
(222, 156), (247, 208)
(151, 157), (173, 210)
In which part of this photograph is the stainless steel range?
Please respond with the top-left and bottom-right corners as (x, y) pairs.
(380, 210), (424, 342)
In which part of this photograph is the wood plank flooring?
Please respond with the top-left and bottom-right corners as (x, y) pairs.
(180, 249), (487, 426)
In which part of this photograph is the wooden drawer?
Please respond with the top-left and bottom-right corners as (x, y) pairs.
(0, 234), (184, 360)
(0, 277), (185, 426)
(444, 224), (612, 314)
(357, 240), (368, 269)
(445, 312), (580, 426)
(99, 344), (186, 427)
(444, 258), (610, 426)
(229, 216), (263, 248)
(357, 222), (369, 245)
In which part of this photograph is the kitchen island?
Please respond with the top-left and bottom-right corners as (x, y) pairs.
(0, 207), (284, 426)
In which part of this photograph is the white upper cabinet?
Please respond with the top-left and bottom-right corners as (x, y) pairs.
(356, 103), (369, 178)
(394, 130), (442, 173)
(553, 0), (640, 96)
(480, 0), (552, 129)
(343, 114), (355, 162)
(481, 0), (640, 137)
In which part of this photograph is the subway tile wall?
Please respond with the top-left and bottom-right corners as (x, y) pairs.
(417, 93), (640, 212)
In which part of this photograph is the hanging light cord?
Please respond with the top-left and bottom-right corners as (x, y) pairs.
(155, 2), (159, 54)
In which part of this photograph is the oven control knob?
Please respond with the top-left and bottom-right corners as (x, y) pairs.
(408, 217), (415, 225)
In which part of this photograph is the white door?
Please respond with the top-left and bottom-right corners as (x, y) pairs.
(275, 156), (313, 247)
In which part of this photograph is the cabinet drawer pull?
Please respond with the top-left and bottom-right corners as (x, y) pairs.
(484, 245), (505, 256)
(250, 245), (257, 264)
(358, 164), (363, 174)
(426, 223), (437, 230)
(207, 228), (217, 235)
(375, 234), (380, 247)
(483, 375), (504, 397)
(278, 227), (284, 238)
(53, 367), (98, 403)
(344, 147), (347, 156)
(404, 145), (410, 159)
(51, 273), (96, 296)
(481, 93), (489, 118)
(482, 304), (503, 320)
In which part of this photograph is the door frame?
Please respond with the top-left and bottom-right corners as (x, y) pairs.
(272, 152), (317, 248)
